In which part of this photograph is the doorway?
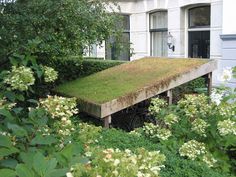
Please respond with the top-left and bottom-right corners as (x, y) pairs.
(189, 31), (210, 58)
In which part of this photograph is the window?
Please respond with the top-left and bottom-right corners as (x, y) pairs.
(189, 6), (210, 28)
(88, 44), (97, 57)
(188, 6), (211, 58)
(106, 15), (130, 61)
(150, 11), (168, 57)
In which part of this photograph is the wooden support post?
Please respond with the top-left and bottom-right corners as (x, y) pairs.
(167, 89), (173, 105)
(104, 115), (111, 128)
(207, 72), (213, 96)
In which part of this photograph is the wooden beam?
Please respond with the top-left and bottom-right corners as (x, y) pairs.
(207, 72), (213, 96)
(104, 115), (111, 128)
(167, 89), (173, 105)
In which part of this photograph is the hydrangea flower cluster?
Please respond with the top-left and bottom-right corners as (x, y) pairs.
(210, 89), (224, 105)
(142, 123), (171, 141)
(0, 97), (16, 110)
(148, 98), (167, 116)
(43, 66), (58, 82)
(218, 104), (236, 119)
(73, 148), (166, 177)
(178, 94), (210, 118)
(191, 118), (209, 137)
(4, 66), (35, 91)
(164, 114), (178, 126)
(39, 95), (78, 120)
(179, 140), (206, 160)
(217, 119), (236, 136)
(218, 67), (233, 82)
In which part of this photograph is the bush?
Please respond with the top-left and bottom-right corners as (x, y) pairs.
(93, 128), (229, 177)
(39, 57), (126, 84)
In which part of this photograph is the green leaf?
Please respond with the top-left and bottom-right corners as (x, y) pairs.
(27, 99), (39, 104)
(45, 158), (57, 177)
(16, 94), (25, 101)
(30, 135), (57, 145)
(0, 147), (19, 158)
(0, 169), (16, 177)
(16, 164), (35, 177)
(0, 109), (14, 121)
(49, 168), (68, 177)
(9, 57), (19, 66)
(4, 91), (16, 102)
(33, 152), (47, 176)
(0, 159), (18, 169)
(0, 135), (12, 148)
(7, 123), (28, 137)
(19, 152), (35, 168)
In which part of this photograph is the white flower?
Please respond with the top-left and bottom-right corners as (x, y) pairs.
(66, 172), (73, 177)
(217, 119), (236, 136)
(43, 66), (58, 82)
(0, 8), (4, 14)
(218, 67), (233, 82)
(113, 159), (120, 166)
(179, 140), (206, 160)
(210, 89), (224, 105)
(4, 66), (35, 91)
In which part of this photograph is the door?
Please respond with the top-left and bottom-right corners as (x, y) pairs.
(189, 31), (210, 58)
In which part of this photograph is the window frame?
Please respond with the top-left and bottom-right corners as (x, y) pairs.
(188, 6), (211, 29)
(149, 10), (168, 57)
(105, 14), (131, 61)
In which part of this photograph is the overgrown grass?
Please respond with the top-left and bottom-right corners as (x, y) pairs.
(56, 58), (207, 104)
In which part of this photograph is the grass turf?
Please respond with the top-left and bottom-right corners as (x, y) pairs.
(55, 57), (207, 104)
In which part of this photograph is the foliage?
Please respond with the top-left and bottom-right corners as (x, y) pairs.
(0, 51), (82, 176)
(39, 57), (126, 84)
(91, 128), (229, 177)
(0, 0), (120, 62)
(131, 67), (236, 174)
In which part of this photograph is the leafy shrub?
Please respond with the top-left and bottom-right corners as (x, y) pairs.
(39, 57), (126, 84)
(0, 0), (120, 61)
(132, 91), (236, 174)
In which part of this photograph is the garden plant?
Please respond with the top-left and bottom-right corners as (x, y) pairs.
(0, 0), (236, 177)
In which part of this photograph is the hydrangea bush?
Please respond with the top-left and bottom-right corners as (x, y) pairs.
(132, 67), (236, 173)
(72, 147), (166, 177)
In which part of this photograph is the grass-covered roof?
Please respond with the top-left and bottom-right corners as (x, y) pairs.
(55, 57), (207, 104)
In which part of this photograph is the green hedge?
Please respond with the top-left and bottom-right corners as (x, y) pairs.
(39, 56), (126, 84)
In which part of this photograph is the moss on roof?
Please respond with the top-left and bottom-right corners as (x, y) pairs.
(55, 57), (207, 104)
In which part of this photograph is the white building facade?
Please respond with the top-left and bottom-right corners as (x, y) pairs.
(93, 0), (236, 87)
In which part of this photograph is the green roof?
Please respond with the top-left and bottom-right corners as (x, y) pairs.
(55, 57), (207, 104)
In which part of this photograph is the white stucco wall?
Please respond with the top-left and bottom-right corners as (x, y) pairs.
(95, 0), (236, 87)
(222, 0), (236, 35)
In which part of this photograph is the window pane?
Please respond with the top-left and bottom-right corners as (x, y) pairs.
(89, 44), (97, 57)
(106, 33), (130, 61)
(151, 31), (167, 57)
(116, 15), (130, 31)
(150, 11), (167, 29)
(189, 6), (210, 28)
